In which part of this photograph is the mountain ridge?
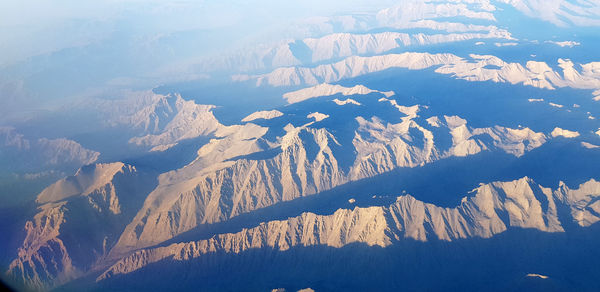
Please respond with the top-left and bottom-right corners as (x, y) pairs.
(97, 176), (600, 282)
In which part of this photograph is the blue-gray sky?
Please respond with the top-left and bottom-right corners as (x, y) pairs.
(0, 0), (400, 122)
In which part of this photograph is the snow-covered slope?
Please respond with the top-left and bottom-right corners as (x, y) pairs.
(551, 127), (580, 138)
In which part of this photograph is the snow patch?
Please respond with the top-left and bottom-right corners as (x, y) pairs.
(333, 98), (361, 106)
(593, 89), (600, 101)
(494, 42), (518, 47)
(546, 40), (580, 48)
(284, 83), (394, 104)
(426, 116), (441, 127)
(307, 112), (329, 122)
(378, 98), (420, 119)
(242, 110), (284, 122)
(526, 273), (549, 279)
(549, 102), (563, 108)
(582, 142), (600, 149)
(551, 127), (580, 138)
(445, 115), (468, 129)
(150, 143), (177, 152)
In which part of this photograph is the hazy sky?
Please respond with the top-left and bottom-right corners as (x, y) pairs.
(0, 0), (401, 122)
(0, 0), (399, 66)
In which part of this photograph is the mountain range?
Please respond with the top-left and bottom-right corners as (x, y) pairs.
(2, 0), (600, 291)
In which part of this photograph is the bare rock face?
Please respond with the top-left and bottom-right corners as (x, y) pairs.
(249, 52), (600, 91)
(283, 83), (394, 104)
(254, 53), (464, 87)
(89, 91), (224, 152)
(242, 110), (284, 122)
(6, 162), (154, 291)
(5, 88), (557, 290)
(98, 91), (223, 151)
(100, 206), (390, 281)
(110, 98), (548, 255)
(386, 177), (564, 242)
(555, 179), (600, 227)
(98, 177), (600, 282)
(111, 125), (347, 254)
(36, 163), (134, 204)
(126, 95), (221, 151)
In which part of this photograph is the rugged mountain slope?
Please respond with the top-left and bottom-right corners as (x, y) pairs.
(242, 110), (284, 122)
(376, 1), (497, 24)
(6, 163), (155, 291)
(249, 53), (600, 94)
(200, 1), (508, 73)
(98, 177), (600, 281)
(297, 30), (513, 64)
(0, 127), (99, 172)
(110, 94), (550, 255)
(283, 83), (394, 104)
(92, 91), (223, 152)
